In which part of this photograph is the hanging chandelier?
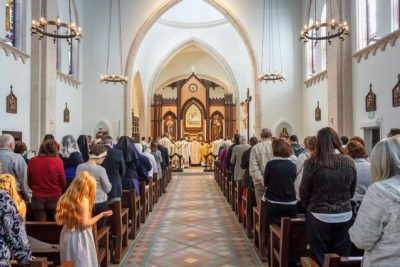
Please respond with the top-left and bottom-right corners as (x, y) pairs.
(31, 0), (81, 43)
(258, 0), (285, 83)
(300, 0), (349, 45)
(101, 0), (128, 84)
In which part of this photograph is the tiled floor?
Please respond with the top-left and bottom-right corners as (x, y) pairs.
(121, 172), (264, 266)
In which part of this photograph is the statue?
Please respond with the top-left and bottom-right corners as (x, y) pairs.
(240, 94), (252, 129)
(96, 128), (108, 139)
(212, 114), (223, 140)
(280, 127), (289, 139)
(165, 115), (174, 138)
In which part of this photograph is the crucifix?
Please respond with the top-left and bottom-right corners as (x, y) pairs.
(240, 88), (252, 140)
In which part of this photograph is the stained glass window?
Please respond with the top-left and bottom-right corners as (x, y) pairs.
(5, 0), (16, 46)
(366, 0), (377, 44)
(68, 42), (73, 75)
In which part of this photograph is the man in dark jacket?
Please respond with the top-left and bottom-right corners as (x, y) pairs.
(225, 133), (240, 174)
(157, 139), (169, 193)
(101, 135), (125, 201)
(289, 135), (304, 157)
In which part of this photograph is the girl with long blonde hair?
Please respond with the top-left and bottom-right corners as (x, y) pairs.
(55, 171), (112, 266)
(0, 173), (27, 220)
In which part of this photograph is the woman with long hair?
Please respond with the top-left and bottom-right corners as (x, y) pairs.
(300, 127), (356, 265)
(0, 173), (27, 220)
(28, 139), (66, 221)
(349, 136), (400, 266)
(60, 135), (83, 187)
(56, 171), (113, 266)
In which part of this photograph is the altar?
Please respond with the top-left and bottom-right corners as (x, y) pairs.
(151, 73), (236, 141)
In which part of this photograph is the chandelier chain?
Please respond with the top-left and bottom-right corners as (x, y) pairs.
(260, 0), (266, 73)
(276, 0), (282, 72)
(106, 0), (112, 74)
(269, 0), (273, 72)
(118, 0), (123, 75)
(69, 0), (72, 23)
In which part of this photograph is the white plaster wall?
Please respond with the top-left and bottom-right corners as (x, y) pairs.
(0, 0), (31, 146)
(156, 48), (229, 88)
(55, 80), (83, 140)
(55, 0), (84, 141)
(352, 44), (400, 138)
(303, 80), (329, 137)
(260, 0), (304, 139)
(0, 54), (31, 145)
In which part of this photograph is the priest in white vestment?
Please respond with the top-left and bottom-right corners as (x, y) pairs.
(190, 140), (202, 165)
(173, 140), (184, 168)
(181, 139), (190, 168)
(212, 138), (224, 157)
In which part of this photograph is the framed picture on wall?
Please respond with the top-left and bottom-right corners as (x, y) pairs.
(365, 83), (376, 112)
(6, 85), (17, 114)
(315, 101), (321, 121)
(2, 131), (22, 141)
(64, 103), (70, 123)
(393, 74), (400, 107)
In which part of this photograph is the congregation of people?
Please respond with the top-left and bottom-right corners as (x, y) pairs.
(0, 125), (400, 266)
(216, 127), (400, 267)
(0, 133), (170, 266)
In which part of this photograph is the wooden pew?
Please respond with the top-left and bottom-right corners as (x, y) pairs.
(107, 201), (129, 264)
(157, 175), (163, 197)
(93, 224), (110, 267)
(242, 188), (256, 238)
(25, 222), (63, 264)
(301, 254), (362, 267)
(139, 182), (149, 223)
(148, 178), (154, 212)
(166, 167), (172, 185)
(121, 189), (141, 239)
(26, 221), (109, 266)
(269, 217), (309, 267)
(11, 258), (75, 267)
(234, 180), (243, 222)
(253, 200), (267, 261)
(10, 257), (49, 267)
(230, 177), (236, 211)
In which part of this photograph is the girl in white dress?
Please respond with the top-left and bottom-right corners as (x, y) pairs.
(55, 171), (113, 266)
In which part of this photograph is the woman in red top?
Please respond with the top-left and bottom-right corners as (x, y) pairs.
(28, 140), (66, 221)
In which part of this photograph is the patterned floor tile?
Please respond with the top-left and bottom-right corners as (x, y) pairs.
(121, 173), (264, 267)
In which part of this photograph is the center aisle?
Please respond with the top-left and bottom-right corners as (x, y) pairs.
(121, 173), (263, 266)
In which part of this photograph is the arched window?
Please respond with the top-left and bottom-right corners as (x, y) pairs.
(366, 0), (377, 44)
(56, 0), (79, 78)
(4, 0), (16, 46)
(306, 18), (316, 76)
(320, 4), (327, 70)
(393, 0), (400, 30)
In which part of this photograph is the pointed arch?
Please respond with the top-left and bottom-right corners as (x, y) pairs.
(123, 0), (260, 136)
(147, 37), (239, 104)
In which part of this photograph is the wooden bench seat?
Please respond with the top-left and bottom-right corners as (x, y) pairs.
(93, 223), (110, 267)
(139, 182), (150, 223)
(270, 217), (309, 267)
(26, 221), (109, 267)
(253, 200), (267, 261)
(301, 254), (362, 267)
(108, 201), (129, 264)
(25, 222), (63, 264)
(10, 258), (74, 267)
(234, 180), (243, 222)
(122, 188), (141, 239)
(242, 188), (256, 238)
